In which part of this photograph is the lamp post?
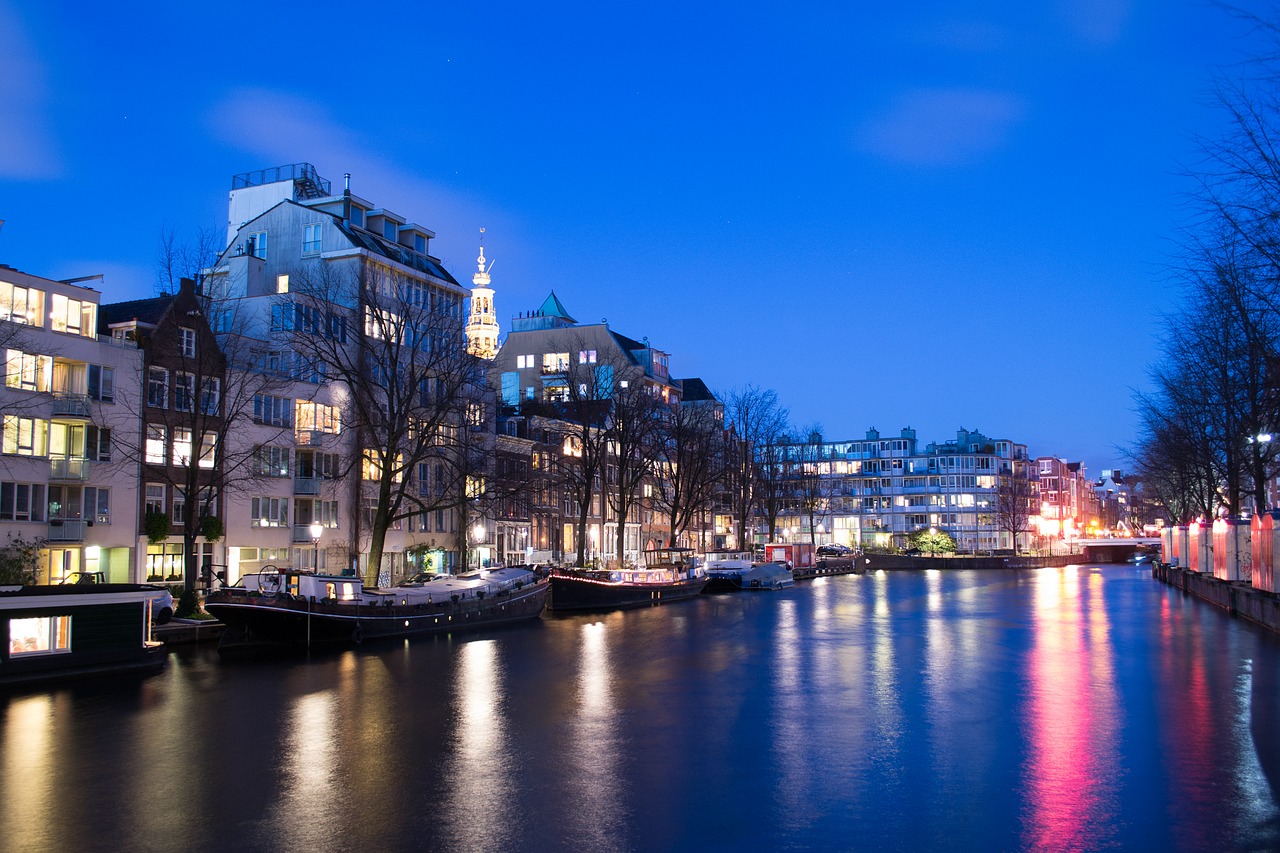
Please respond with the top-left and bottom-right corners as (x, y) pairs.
(472, 521), (486, 571)
(309, 521), (323, 572)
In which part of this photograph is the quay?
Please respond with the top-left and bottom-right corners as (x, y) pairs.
(1152, 562), (1280, 635)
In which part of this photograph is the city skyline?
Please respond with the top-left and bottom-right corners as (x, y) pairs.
(0, 0), (1272, 473)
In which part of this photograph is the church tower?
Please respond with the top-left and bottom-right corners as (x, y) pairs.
(465, 229), (499, 360)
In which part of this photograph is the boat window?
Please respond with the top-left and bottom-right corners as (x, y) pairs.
(9, 616), (72, 656)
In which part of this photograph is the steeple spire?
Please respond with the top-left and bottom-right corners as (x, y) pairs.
(465, 227), (500, 360)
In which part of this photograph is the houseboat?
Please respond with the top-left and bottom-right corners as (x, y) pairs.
(703, 552), (794, 592)
(1, 584), (168, 687)
(547, 547), (710, 613)
(205, 566), (549, 653)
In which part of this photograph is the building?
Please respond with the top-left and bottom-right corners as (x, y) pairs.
(772, 427), (1031, 553)
(204, 163), (476, 584)
(0, 265), (143, 584)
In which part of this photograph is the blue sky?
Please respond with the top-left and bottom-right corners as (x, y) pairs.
(0, 0), (1270, 473)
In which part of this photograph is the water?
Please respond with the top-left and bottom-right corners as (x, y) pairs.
(3, 565), (1280, 853)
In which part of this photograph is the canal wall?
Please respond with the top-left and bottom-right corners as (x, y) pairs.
(863, 554), (1080, 571)
(1153, 563), (1280, 634)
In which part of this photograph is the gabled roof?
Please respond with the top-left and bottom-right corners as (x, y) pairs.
(537, 290), (575, 322)
(98, 295), (174, 331)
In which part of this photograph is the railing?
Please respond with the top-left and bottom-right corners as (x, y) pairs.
(231, 163), (331, 197)
(293, 525), (320, 543)
(47, 520), (86, 542)
(294, 476), (321, 495)
(49, 458), (90, 480)
(51, 393), (91, 417)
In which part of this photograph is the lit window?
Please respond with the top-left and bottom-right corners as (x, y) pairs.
(146, 425), (166, 464)
(9, 616), (71, 656)
(199, 433), (217, 469)
(4, 349), (52, 392)
(172, 428), (192, 466)
(2, 416), (47, 456)
(50, 294), (95, 337)
(0, 281), (45, 326)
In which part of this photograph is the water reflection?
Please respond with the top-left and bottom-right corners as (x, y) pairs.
(561, 620), (628, 849)
(1020, 567), (1120, 851)
(2, 694), (54, 849)
(439, 640), (517, 851)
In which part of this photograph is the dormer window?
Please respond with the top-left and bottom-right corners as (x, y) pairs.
(414, 234), (426, 253)
(350, 207), (364, 227)
(383, 220), (397, 241)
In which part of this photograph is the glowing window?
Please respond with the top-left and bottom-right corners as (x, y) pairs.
(9, 616), (71, 656)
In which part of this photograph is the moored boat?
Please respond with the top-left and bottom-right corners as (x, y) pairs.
(204, 566), (548, 654)
(1, 584), (168, 686)
(703, 552), (794, 592)
(547, 547), (709, 613)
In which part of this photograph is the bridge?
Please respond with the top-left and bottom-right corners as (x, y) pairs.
(1073, 537), (1160, 563)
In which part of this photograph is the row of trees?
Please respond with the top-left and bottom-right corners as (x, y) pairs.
(1132, 8), (1280, 523)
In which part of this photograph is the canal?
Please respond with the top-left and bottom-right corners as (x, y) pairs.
(3, 565), (1279, 852)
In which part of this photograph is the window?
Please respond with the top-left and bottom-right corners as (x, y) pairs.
(256, 445), (291, 477)
(145, 483), (165, 515)
(383, 220), (397, 241)
(173, 489), (186, 524)
(303, 223), (322, 255)
(86, 426), (111, 462)
(2, 416), (47, 456)
(250, 231), (267, 259)
(179, 327), (196, 358)
(297, 498), (340, 528)
(147, 368), (168, 409)
(201, 377), (220, 415)
(0, 281), (45, 326)
(145, 425), (166, 464)
(0, 482), (46, 521)
(326, 313), (348, 342)
(276, 274), (290, 294)
(50, 294), (96, 337)
(5, 349), (52, 392)
(9, 616), (71, 656)
(350, 207), (364, 227)
(578, 350), (597, 364)
(251, 497), (289, 527)
(198, 433), (217, 469)
(542, 352), (569, 374)
(253, 394), (293, 426)
(87, 364), (114, 402)
(83, 486), (109, 524)
(175, 372), (195, 412)
(295, 401), (340, 434)
(172, 428), (192, 466)
(414, 234), (426, 254)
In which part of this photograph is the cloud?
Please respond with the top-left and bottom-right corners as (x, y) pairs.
(0, 2), (62, 179)
(856, 87), (1026, 167)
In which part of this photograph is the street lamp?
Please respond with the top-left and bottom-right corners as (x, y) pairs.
(309, 521), (323, 571)
(471, 521), (486, 571)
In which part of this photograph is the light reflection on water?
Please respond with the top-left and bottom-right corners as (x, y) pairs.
(3, 566), (1280, 853)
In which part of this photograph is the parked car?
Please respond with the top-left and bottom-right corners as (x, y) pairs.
(60, 572), (173, 624)
(817, 544), (851, 557)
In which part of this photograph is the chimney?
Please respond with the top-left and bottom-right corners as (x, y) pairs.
(343, 173), (352, 226)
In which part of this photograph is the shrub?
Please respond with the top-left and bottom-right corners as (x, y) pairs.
(144, 511), (170, 545)
(0, 533), (42, 585)
(175, 589), (200, 619)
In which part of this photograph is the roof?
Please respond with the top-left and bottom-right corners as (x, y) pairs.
(99, 294), (174, 331)
(678, 377), (717, 402)
(332, 219), (460, 286)
(537, 291), (575, 322)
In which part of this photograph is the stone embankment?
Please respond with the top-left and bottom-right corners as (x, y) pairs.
(1152, 562), (1280, 635)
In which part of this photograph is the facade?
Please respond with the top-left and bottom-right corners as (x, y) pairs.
(1033, 456), (1097, 544)
(490, 293), (703, 566)
(773, 427), (1031, 553)
(0, 266), (143, 584)
(205, 163), (475, 584)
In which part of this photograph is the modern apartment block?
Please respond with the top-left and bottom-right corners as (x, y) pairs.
(0, 266), (143, 583)
(774, 427), (1031, 553)
(203, 163), (475, 584)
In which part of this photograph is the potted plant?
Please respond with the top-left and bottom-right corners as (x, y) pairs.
(200, 515), (224, 542)
(144, 511), (170, 545)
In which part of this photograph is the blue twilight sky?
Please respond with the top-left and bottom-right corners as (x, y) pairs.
(0, 1), (1272, 473)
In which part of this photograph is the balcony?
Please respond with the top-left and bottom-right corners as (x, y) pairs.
(292, 525), (325, 544)
(47, 519), (86, 542)
(51, 393), (91, 418)
(49, 457), (90, 480)
(294, 476), (321, 495)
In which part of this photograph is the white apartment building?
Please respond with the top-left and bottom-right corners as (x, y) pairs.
(205, 163), (473, 584)
(0, 266), (144, 583)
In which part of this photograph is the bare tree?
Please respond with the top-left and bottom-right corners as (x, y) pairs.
(603, 363), (667, 566)
(789, 426), (829, 550)
(995, 465), (1036, 553)
(725, 385), (789, 548)
(653, 399), (727, 549)
(287, 262), (484, 584)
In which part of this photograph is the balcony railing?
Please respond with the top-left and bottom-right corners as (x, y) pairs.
(47, 519), (86, 542)
(51, 393), (91, 417)
(49, 458), (90, 480)
(293, 525), (323, 543)
(294, 476), (321, 495)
